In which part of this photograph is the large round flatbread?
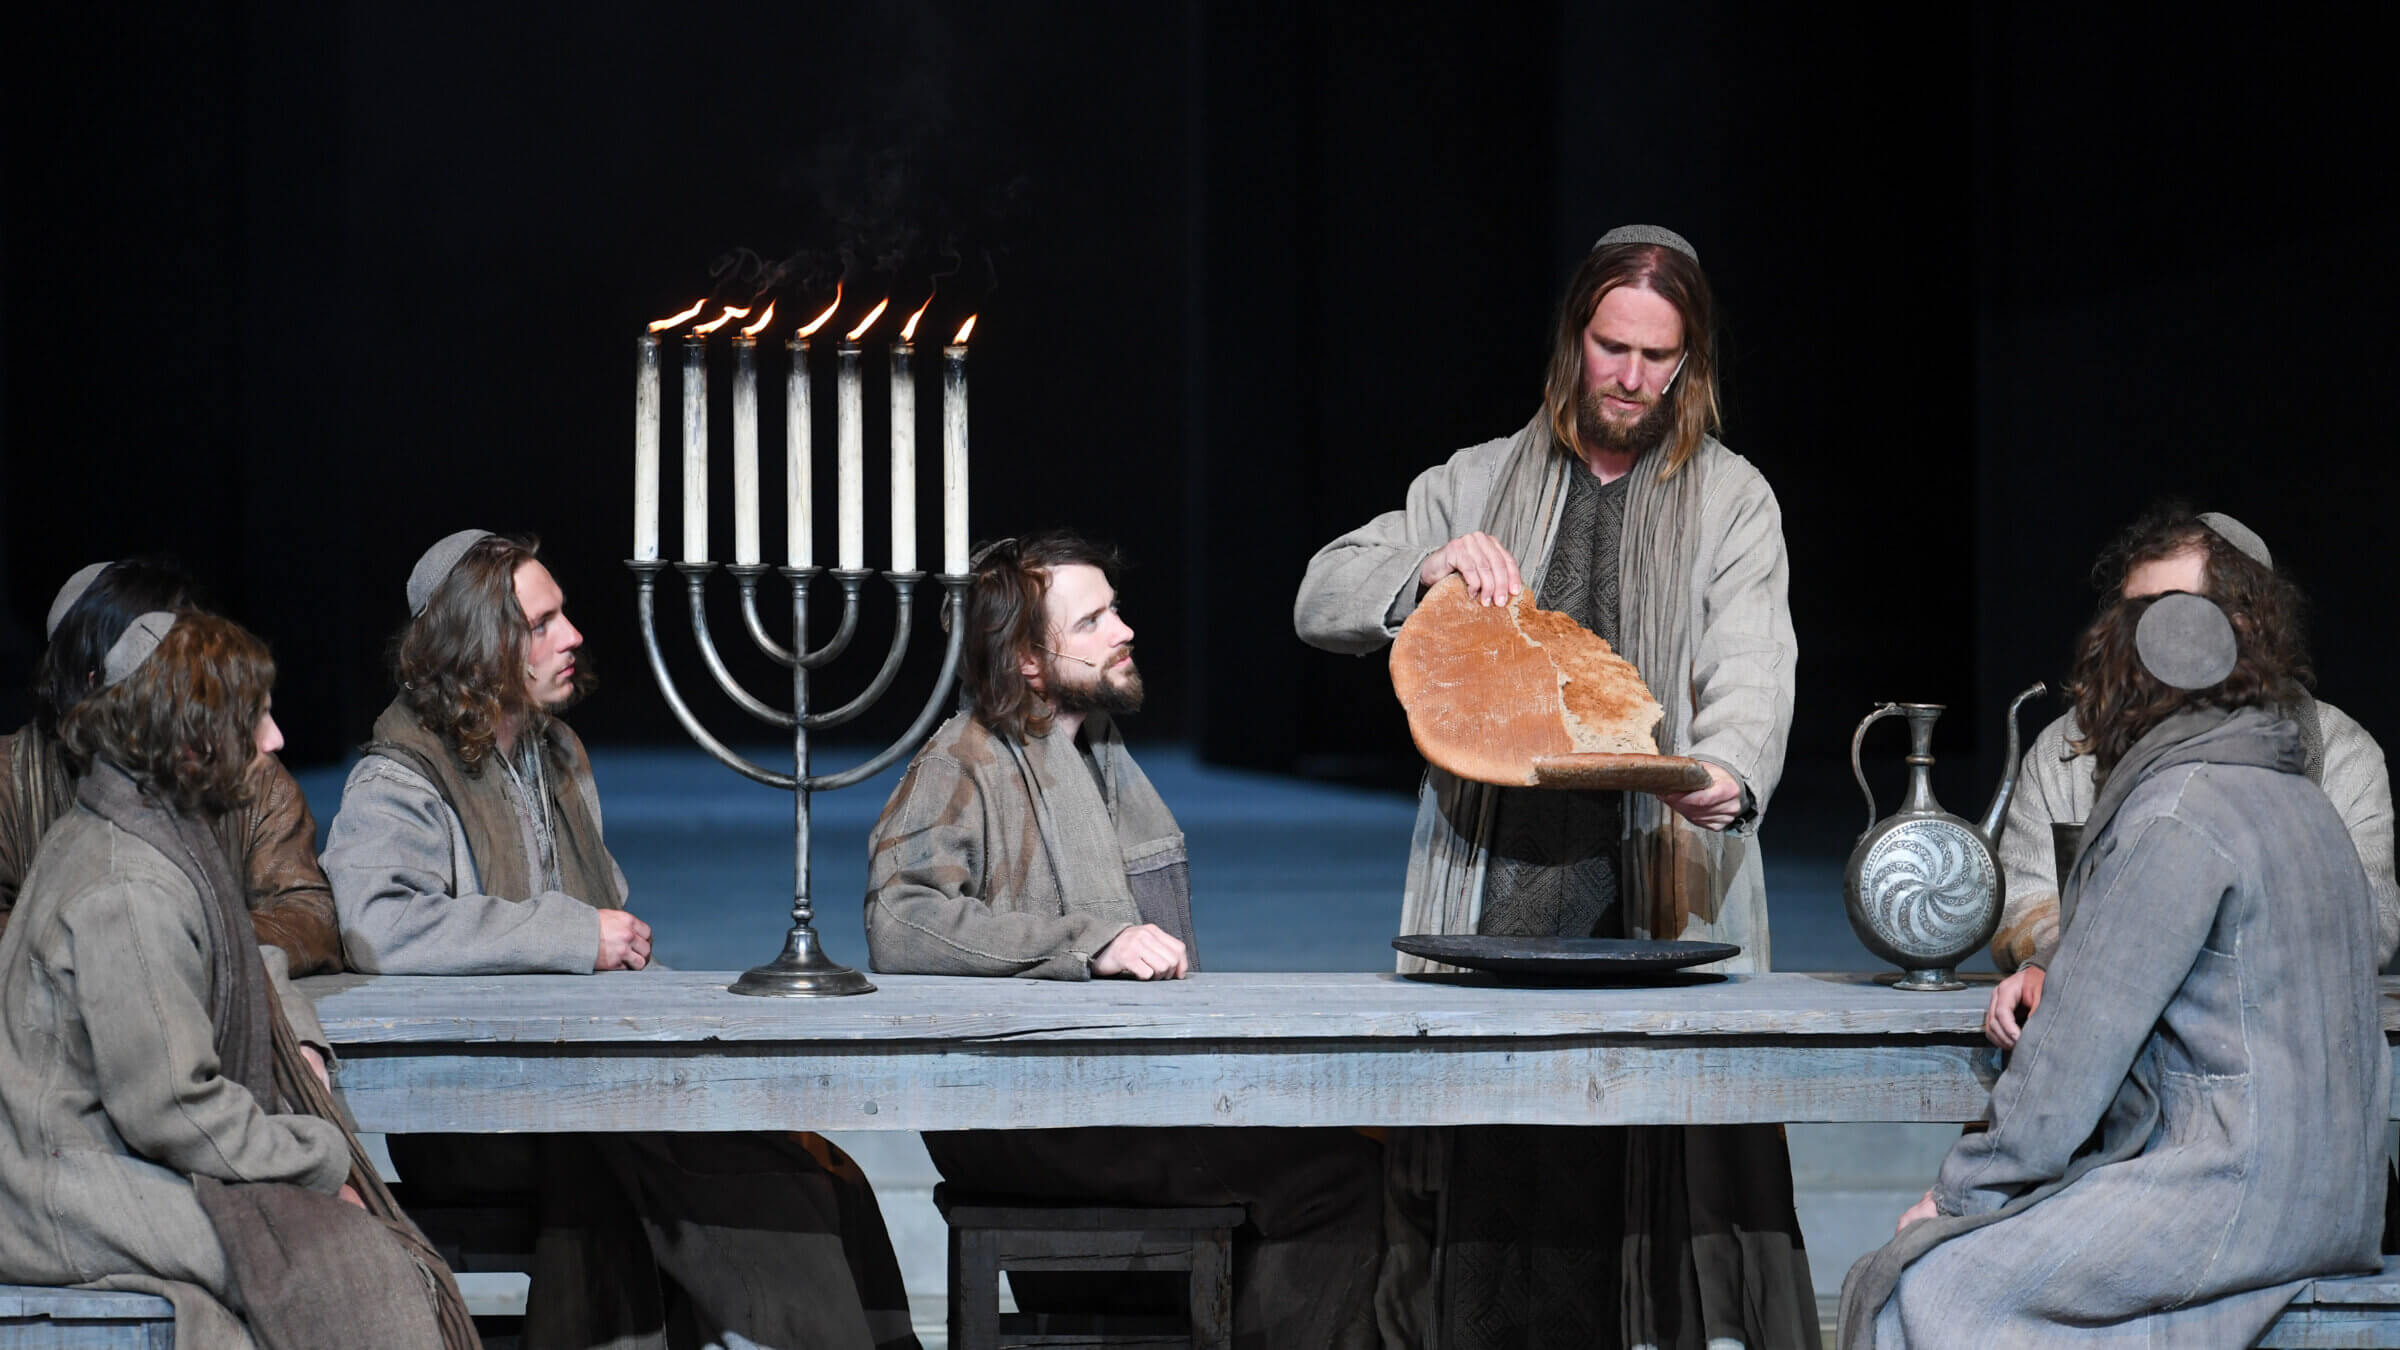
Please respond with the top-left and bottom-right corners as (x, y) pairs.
(1390, 575), (1711, 792)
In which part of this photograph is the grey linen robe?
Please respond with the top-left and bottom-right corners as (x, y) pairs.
(1841, 708), (2388, 1347)
(321, 746), (619, 973)
(0, 803), (351, 1350)
(324, 711), (920, 1350)
(1293, 429), (1795, 969)
(865, 709), (1384, 1350)
(865, 709), (1194, 976)
(1991, 699), (2400, 970)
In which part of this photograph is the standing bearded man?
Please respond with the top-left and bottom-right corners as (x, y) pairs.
(1295, 226), (1812, 1348)
(323, 529), (918, 1350)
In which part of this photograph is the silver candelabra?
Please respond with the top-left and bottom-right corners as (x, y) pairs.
(628, 559), (971, 996)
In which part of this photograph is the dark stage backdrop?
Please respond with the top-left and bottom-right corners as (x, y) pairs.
(4, 3), (2393, 787)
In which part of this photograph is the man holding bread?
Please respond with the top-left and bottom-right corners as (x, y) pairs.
(1295, 226), (1811, 1348)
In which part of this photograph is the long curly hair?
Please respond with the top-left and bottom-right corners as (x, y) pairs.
(60, 612), (275, 815)
(392, 533), (582, 772)
(2066, 504), (2312, 775)
(1540, 240), (1722, 479)
(959, 531), (1123, 743)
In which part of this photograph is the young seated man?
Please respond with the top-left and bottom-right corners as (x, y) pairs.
(865, 530), (1381, 1350)
(323, 529), (918, 1350)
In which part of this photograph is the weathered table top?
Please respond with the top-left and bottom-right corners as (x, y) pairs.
(299, 971), (2400, 1133)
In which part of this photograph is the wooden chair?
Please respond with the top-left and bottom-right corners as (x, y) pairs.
(935, 1185), (1240, 1350)
(0, 1285), (174, 1349)
(2259, 1255), (2400, 1347)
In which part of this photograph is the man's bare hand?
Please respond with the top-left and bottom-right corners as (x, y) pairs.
(1091, 923), (1189, 981)
(1895, 1189), (1937, 1234)
(338, 1183), (367, 1209)
(597, 909), (653, 971)
(1657, 762), (1743, 831)
(1419, 532), (1524, 607)
(1983, 965), (2046, 1049)
(299, 1044), (331, 1091)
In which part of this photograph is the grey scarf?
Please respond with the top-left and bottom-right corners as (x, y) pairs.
(1004, 712), (1197, 962)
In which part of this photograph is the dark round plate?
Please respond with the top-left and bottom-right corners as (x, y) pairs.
(1392, 935), (1742, 978)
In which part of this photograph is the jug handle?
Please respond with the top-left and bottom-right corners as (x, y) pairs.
(1851, 702), (1905, 834)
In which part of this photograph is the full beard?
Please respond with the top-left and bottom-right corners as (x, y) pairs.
(1048, 652), (1145, 718)
(1577, 384), (1676, 458)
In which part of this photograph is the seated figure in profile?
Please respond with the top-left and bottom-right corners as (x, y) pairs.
(1840, 557), (2388, 1347)
(0, 610), (471, 1348)
(1983, 505), (2397, 1050)
(865, 530), (1383, 1350)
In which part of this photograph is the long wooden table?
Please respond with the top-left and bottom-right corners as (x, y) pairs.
(300, 970), (2400, 1134)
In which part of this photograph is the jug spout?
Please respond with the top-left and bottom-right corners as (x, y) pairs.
(1977, 682), (2049, 845)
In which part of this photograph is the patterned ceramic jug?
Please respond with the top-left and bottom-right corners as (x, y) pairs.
(1843, 683), (2046, 990)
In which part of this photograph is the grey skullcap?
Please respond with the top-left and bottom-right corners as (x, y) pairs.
(2136, 591), (2239, 691)
(1592, 224), (1699, 263)
(2196, 511), (2272, 570)
(101, 611), (177, 688)
(407, 529), (495, 615)
(46, 561), (113, 639)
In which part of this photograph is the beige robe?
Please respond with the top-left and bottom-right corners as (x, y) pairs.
(0, 805), (350, 1348)
(1294, 430), (1796, 972)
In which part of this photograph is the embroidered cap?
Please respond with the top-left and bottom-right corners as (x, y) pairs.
(1592, 224), (1699, 263)
(2135, 591), (2239, 691)
(101, 611), (178, 688)
(46, 561), (113, 639)
(2196, 512), (2271, 570)
(407, 529), (495, 615)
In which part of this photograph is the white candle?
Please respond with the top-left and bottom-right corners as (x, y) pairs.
(787, 335), (812, 567)
(836, 343), (863, 570)
(681, 335), (709, 564)
(942, 317), (974, 575)
(732, 336), (760, 565)
(635, 333), (661, 561)
(890, 341), (916, 573)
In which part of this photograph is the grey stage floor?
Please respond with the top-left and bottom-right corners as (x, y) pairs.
(293, 743), (1982, 1334)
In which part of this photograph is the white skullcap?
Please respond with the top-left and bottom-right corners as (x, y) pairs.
(407, 529), (495, 615)
(2196, 512), (2271, 570)
(46, 561), (113, 639)
(2135, 592), (2238, 691)
(1593, 224), (1699, 263)
(101, 611), (178, 688)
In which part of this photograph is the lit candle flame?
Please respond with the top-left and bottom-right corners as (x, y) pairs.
(953, 315), (978, 345)
(648, 299), (706, 333)
(796, 285), (842, 339)
(900, 297), (932, 343)
(740, 302), (777, 339)
(693, 305), (752, 336)
(846, 298), (891, 343)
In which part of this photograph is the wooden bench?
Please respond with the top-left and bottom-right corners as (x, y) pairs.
(0, 1286), (172, 1349)
(936, 1187), (1238, 1350)
(2260, 1256), (2400, 1348)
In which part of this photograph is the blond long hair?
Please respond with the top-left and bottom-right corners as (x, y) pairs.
(1540, 242), (1721, 478)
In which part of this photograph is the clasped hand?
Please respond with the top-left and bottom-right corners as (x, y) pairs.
(1093, 923), (1189, 980)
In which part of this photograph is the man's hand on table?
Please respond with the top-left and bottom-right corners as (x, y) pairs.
(1983, 965), (2045, 1048)
(1895, 1190), (1937, 1234)
(1658, 762), (1743, 831)
(598, 909), (654, 971)
(1419, 532), (1523, 606)
(1092, 923), (1190, 980)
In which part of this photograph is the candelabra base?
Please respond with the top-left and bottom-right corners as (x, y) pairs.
(728, 925), (878, 997)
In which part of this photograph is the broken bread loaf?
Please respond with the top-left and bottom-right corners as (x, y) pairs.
(1390, 574), (1709, 791)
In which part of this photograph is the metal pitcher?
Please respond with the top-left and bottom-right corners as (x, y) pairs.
(1843, 683), (2047, 990)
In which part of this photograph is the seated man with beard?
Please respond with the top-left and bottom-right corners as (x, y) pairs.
(865, 531), (1383, 1350)
(1840, 564), (2387, 1346)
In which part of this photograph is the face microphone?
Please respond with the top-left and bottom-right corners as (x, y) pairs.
(1039, 645), (1104, 669)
